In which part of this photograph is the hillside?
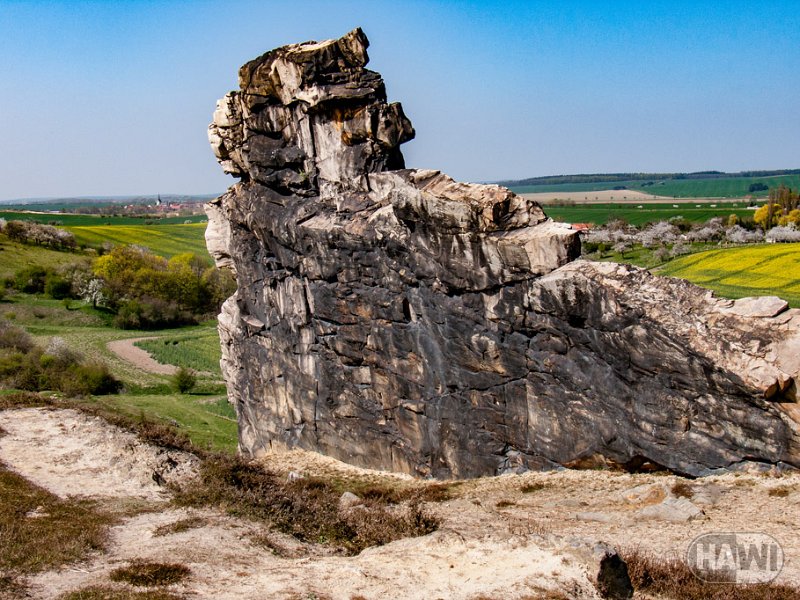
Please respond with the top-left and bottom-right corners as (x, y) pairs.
(500, 170), (800, 199)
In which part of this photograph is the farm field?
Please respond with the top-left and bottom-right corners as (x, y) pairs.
(66, 223), (210, 258)
(542, 202), (754, 226)
(508, 173), (800, 198)
(136, 328), (222, 375)
(0, 210), (208, 226)
(655, 243), (800, 307)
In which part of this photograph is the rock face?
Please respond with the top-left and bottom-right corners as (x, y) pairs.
(206, 28), (800, 478)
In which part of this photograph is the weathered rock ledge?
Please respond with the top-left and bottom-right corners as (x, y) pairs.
(206, 28), (800, 478)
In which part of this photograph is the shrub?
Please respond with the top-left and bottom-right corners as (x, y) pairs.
(14, 265), (49, 294)
(44, 274), (73, 299)
(172, 367), (196, 394)
(109, 561), (191, 587)
(0, 325), (120, 397)
(61, 362), (122, 396)
(0, 320), (34, 352)
(114, 298), (196, 330)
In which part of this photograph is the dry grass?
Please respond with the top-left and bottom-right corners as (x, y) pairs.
(249, 531), (300, 558)
(0, 574), (28, 599)
(472, 590), (570, 600)
(318, 477), (457, 504)
(520, 482), (547, 494)
(60, 586), (184, 599)
(0, 390), (52, 410)
(109, 560), (191, 587)
(152, 516), (209, 537)
(171, 454), (438, 554)
(0, 464), (115, 575)
(671, 480), (694, 498)
(623, 548), (800, 599)
(768, 486), (793, 498)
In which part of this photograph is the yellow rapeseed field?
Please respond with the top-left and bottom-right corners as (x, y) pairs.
(65, 223), (210, 258)
(657, 243), (800, 307)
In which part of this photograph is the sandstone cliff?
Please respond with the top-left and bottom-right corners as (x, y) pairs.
(206, 28), (800, 478)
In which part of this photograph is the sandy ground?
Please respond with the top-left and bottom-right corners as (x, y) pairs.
(107, 337), (177, 375)
(0, 408), (197, 501)
(518, 189), (747, 204)
(1, 407), (798, 599)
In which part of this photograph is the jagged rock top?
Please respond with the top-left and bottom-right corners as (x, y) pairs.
(238, 28), (377, 106)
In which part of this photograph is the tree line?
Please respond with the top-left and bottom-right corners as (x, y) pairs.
(753, 184), (800, 231)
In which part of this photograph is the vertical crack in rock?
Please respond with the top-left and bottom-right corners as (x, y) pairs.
(206, 28), (800, 478)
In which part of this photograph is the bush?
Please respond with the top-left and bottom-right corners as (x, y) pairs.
(14, 266), (49, 294)
(114, 298), (196, 330)
(44, 274), (73, 300)
(91, 245), (234, 329)
(172, 367), (196, 394)
(0, 323), (120, 396)
(61, 362), (122, 396)
(0, 320), (35, 353)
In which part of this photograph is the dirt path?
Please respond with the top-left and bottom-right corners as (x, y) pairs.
(107, 337), (177, 375)
(1, 407), (798, 599)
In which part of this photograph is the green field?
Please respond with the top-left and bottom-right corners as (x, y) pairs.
(544, 203), (754, 226)
(66, 223), (210, 258)
(0, 211), (208, 226)
(136, 329), (222, 375)
(88, 392), (236, 452)
(509, 174), (800, 198)
(0, 235), (90, 279)
(655, 244), (800, 307)
(1, 292), (236, 451)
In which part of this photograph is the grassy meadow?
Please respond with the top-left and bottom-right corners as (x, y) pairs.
(655, 243), (800, 307)
(1, 291), (236, 451)
(508, 173), (800, 198)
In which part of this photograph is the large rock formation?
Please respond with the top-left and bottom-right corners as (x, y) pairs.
(205, 28), (800, 478)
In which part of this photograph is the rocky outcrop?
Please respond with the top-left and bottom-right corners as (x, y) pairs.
(205, 28), (800, 478)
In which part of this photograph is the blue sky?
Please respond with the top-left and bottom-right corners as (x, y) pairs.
(1, 0), (799, 200)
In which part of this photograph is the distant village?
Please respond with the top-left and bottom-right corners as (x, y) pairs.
(32, 195), (209, 218)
